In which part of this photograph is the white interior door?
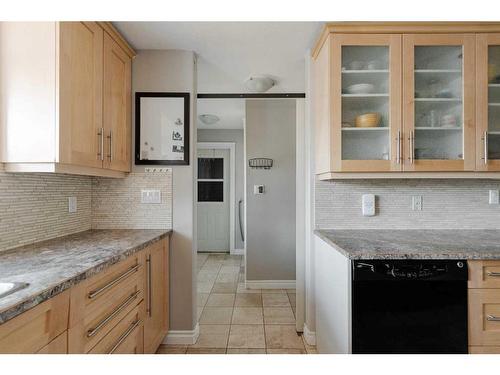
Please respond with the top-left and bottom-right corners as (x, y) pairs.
(197, 148), (230, 252)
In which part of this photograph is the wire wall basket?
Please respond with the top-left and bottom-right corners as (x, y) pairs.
(248, 158), (273, 169)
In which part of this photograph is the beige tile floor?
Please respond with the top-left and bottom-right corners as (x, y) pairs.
(157, 253), (317, 355)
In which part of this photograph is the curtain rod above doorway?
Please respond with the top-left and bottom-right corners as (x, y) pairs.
(197, 93), (305, 99)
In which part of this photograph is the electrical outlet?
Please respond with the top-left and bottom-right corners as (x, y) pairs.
(68, 197), (77, 213)
(489, 190), (499, 204)
(362, 194), (375, 216)
(253, 185), (265, 195)
(145, 167), (171, 173)
(412, 195), (423, 211)
(141, 189), (161, 204)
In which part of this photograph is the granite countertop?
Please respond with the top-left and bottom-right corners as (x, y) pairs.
(315, 229), (500, 260)
(0, 229), (171, 324)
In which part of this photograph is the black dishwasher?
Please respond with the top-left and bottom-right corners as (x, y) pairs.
(352, 259), (468, 354)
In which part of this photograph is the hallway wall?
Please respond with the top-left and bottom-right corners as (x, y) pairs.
(245, 99), (296, 282)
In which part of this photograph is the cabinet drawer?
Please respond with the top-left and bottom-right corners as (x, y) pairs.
(469, 346), (500, 354)
(37, 332), (68, 354)
(0, 291), (69, 353)
(88, 303), (144, 354)
(468, 260), (500, 288)
(469, 289), (500, 346)
(68, 254), (145, 353)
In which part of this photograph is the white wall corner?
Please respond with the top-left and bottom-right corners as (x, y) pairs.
(303, 323), (316, 346)
(163, 323), (200, 345)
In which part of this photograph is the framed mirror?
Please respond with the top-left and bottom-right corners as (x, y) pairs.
(135, 92), (190, 165)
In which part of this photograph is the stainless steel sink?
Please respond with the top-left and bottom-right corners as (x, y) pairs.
(0, 282), (29, 299)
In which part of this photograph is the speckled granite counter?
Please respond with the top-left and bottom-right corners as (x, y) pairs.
(0, 229), (171, 324)
(315, 229), (500, 260)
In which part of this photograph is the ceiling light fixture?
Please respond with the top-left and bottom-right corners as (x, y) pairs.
(198, 114), (220, 125)
(245, 75), (276, 93)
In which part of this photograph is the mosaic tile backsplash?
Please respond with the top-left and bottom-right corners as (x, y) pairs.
(315, 179), (500, 229)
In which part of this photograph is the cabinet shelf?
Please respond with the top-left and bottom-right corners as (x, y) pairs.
(415, 127), (463, 130)
(488, 131), (500, 135)
(342, 127), (388, 131)
(342, 69), (389, 74)
(488, 103), (500, 107)
(342, 93), (389, 98)
(415, 69), (461, 73)
(414, 98), (462, 102)
(488, 84), (500, 88)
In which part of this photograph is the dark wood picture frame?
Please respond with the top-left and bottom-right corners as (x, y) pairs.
(135, 92), (190, 165)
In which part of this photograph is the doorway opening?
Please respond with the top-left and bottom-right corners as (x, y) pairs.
(195, 95), (304, 336)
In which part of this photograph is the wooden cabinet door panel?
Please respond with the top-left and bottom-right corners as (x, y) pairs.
(59, 22), (103, 168)
(468, 260), (500, 289)
(0, 291), (69, 353)
(331, 34), (402, 172)
(402, 34), (475, 172)
(469, 289), (500, 346)
(144, 239), (169, 353)
(36, 332), (68, 354)
(103, 32), (131, 172)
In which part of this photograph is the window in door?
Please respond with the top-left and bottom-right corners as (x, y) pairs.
(197, 157), (224, 202)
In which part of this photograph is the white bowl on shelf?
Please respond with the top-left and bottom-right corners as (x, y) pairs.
(345, 83), (375, 95)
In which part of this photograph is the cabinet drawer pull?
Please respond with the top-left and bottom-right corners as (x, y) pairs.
(483, 131), (488, 165)
(486, 271), (500, 277)
(146, 255), (152, 317)
(108, 319), (142, 354)
(107, 130), (113, 162)
(487, 315), (500, 322)
(97, 128), (104, 161)
(87, 290), (140, 338)
(88, 264), (140, 299)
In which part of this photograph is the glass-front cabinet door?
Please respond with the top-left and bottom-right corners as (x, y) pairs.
(331, 34), (402, 172)
(476, 34), (500, 171)
(402, 34), (475, 171)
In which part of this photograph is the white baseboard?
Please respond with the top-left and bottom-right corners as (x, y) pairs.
(230, 248), (245, 255)
(163, 323), (199, 345)
(303, 323), (316, 346)
(245, 280), (296, 289)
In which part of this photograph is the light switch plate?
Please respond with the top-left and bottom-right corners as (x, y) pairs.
(253, 185), (265, 195)
(412, 195), (423, 211)
(141, 189), (161, 204)
(489, 190), (499, 204)
(362, 194), (375, 216)
(68, 197), (77, 213)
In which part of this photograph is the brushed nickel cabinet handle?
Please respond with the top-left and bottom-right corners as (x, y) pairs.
(108, 319), (142, 354)
(408, 131), (414, 164)
(487, 271), (500, 277)
(146, 255), (152, 317)
(396, 130), (401, 164)
(107, 130), (113, 162)
(487, 315), (500, 322)
(483, 131), (488, 165)
(88, 264), (140, 299)
(97, 128), (104, 161)
(87, 290), (140, 338)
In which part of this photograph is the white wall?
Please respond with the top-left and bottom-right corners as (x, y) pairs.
(132, 50), (197, 331)
(197, 129), (245, 250)
(245, 99), (296, 281)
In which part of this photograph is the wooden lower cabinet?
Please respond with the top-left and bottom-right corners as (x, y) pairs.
(0, 291), (69, 353)
(468, 260), (500, 353)
(0, 237), (169, 354)
(37, 332), (68, 354)
(143, 238), (170, 354)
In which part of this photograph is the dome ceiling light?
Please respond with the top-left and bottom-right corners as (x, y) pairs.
(198, 114), (220, 125)
(245, 75), (276, 93)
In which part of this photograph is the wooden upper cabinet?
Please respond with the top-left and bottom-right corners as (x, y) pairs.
(103, 32), (132, 172)
(476, 33), (500, 171)
(0, 21), (135, 178)
(402, 34), (475, 172)
(59, 22), (103, 169)
(331, 34), (402, 172)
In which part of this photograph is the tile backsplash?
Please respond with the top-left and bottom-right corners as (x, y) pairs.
(0, 169), (173, 252)
(0, 171), (92, 251)
(91, 172), (172, 230)
(315, 179), (500, 229)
